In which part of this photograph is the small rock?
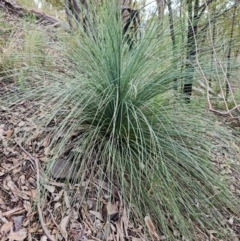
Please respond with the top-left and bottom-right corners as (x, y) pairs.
(13, 216), (25, 231)
(51, 158), (76, 179)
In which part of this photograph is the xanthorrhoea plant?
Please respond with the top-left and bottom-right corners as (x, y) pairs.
(5, 1), (240, 240)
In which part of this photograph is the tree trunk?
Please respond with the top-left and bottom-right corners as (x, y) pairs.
(209, 3), (216, 87)
(156, 0), (165, 23)
(226, 3), (237, 99)
(183, 0), (199, 103)
(166, 0), (177, 90)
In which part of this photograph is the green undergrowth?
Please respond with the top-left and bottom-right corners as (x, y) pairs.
(0, 12), (52, 81)
(2, 2), (240, 240)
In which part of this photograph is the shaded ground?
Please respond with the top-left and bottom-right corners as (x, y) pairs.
(0, 97), (149, 241)
(1, 7), (240, 241)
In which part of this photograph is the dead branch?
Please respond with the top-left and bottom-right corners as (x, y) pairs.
(0, 0), (60, 26)
(209, 105), (240, 116)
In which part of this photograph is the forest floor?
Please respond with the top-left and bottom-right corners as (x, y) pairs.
(1, 7), (240, 241)
(0, 94), (149, 241)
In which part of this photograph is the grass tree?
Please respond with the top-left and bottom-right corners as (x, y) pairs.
(4, 1), (240, 240)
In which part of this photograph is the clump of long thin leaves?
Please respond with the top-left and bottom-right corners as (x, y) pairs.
(4, 2), (240, 240)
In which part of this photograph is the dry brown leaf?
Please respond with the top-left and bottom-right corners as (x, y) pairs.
(7, 180), (20, 193)
(21, 190), (32, 197)
(52, 228), (58, 235)
(22, 216), (31, 227)
(19, 175), (25, 184)
(21, 151), (28, 160)
(144, 216), (160, 241)
(7, 228), (27, 240)
(54, 202), (62, 210)
(0, 127), (4, 140)
(4, 147), (18, 155)
(28, 177), (36, 186)
(44, 147), (50, 155)
(12, 166), (22, 174)
(6, 129), (13, 138)
(28, 231), (32, 241)
(115, 222), (124, 241)
(23, 201), (32, 216)
(43, 134), (51, 147)
(0, 213), (8, 223)
(115, 222), (125, 241)
(1, 163), (12, 170)
(110, 223), (116, 232)
(12, 158), (22, 165)
(29, 227), (38, 233)
(31, 189), (37, 200)
(3, 179), (10, 191)
(64, 190), (70, 208)
(102, 201), (119, 221)
(18, 121), (25, 127)
(60, 215), (69, 239)
(53, 189), (64, 202)
(39, 156), (49, 162)
(43, 184), (55, 193)
(107, 201), (119, 215)
(0, 171), (5, 177)
(40, 235), (48, 241)
(122, 207), (129, 238)
(17, 191), (31, 200)
(89, 210), (103, 221)
(0, 197), (5, 204)
(0, 221), (13, 234)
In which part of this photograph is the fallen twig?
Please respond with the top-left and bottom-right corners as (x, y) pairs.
(16, 142), (57, 241)
(2, 207), (25, 216)
(209, 105), (240, 116)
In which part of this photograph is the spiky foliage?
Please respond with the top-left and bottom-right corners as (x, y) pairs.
(4, 2), (240, 240)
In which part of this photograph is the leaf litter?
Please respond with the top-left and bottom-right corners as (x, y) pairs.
(0, 96), (151, 240)
(1, 88), (240, 241)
